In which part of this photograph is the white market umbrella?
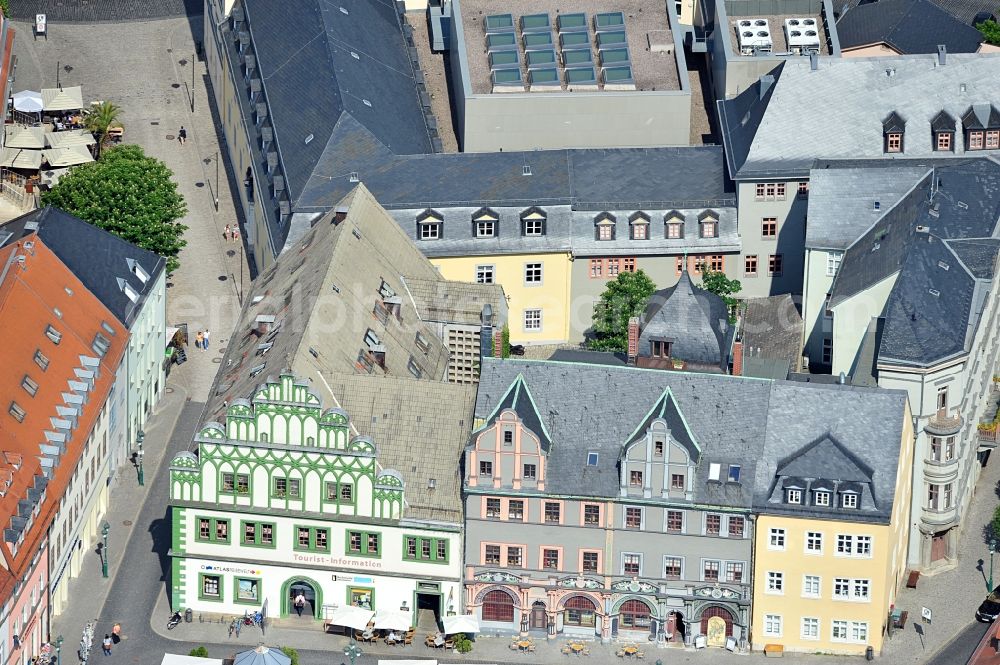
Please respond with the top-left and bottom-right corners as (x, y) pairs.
(233, 646), (289, 665)
(4, 125), (45, 149)
(373, 608), (413, 630)
(442, 614), (480, 635)
(41, 86), (83, 112)
(42, 145), (94, 167)
(326, 605), (374, 631)
(12, 90), (43, 113)
(45, 129), (96, 148)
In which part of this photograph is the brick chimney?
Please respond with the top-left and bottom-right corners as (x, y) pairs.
(493, 329), (503, 358)
(627, 317), (640, 365)
(732, 341), (744, 376)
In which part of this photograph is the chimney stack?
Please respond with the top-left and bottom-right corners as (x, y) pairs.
(627, 317), (640, 365)
(937, 44), (946, 66)
(732, 341), (744, 376)
(809, 53), (818, 71)
(493, 329), (503, 358)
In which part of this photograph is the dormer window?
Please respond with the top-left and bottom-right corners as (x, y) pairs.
(962, 104), (1000, 151)
(814, 491), (830, 506)
(473, 208), (498, 238)
(882, 111), (905, 153)
(936, 132), (952, 151)
(841, 492), (859, 509)
(699, 211), (718, 239)
(728, 465), (741, 482)
(629, 212), (650, 240)
(520, 207), (546, 236)
(786, 489), (802, 504)
(664, 212), (685, 239)
(595, 213), (616, 241)
(417, 209), (443, 240)
(931, 110), (956, 152)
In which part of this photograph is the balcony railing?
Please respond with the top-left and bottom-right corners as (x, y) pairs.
(926, 408), (963, 435)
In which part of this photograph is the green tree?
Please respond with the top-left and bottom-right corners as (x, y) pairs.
(587, 269), (657, 351)
(84, 101), (123, 157)
(188, 647), (209, 658)
(279, 647), (299, 665)
(0, 1), (10, 19)
(501, 324), (511, 358)
(699, 267), (743, 323)
(977, 19), (1000, 46)
(992, 505), (1000, 541)
(41, 144), (188, 273)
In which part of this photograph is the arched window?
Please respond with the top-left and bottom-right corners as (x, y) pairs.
(563, 596), (597, 627)
(620, 600), (651, 629)
(482, 590), (515, 622)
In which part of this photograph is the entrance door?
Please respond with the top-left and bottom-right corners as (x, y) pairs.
(700, 606), (733, 646)
(706, 617), (726, 647)
(931, 531), (948, 562)
(289, 581), (317, 618)
(530, 601), (547, 631)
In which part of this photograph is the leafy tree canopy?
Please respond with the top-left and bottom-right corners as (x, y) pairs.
(978, 20), (1000, 46)
(41, 144), (188, 273)
(279, 647), (299, 665)
(699, 267), (742, 322)
(587, 269), (657, 352)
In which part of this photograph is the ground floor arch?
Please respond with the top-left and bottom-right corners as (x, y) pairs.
(699, 605), (735, 647)
(280, 576), (323, 618)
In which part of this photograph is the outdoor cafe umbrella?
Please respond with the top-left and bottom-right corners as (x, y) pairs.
(42, 145), (94, 167)
(4, 125), (45, 149)
(233, 645), (289, 665)
(326, 605), (374, 631)
(442, 614), (480, 635)
(11, 90), (43, 113)
(0, 147), (42, 170)
(41, 86), (84, 112)
(373, 608), (412, 630)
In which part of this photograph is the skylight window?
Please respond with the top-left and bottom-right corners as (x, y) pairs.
(708, 463), (721, 481)
(127, 258), (150, 284)
(45, 325), (62, 344)
(587, 452), (599, 466)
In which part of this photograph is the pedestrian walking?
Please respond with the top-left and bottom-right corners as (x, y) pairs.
(178, 126), (187, 145)
(102, 635), (112, 656)
(111, 624), (121, 645)
(204, 330), (211, 350)
(233, 226), (240, 242)
(195, 331), (204, 350)
(224, 224), (231, 241)
(294, 592), (306, 616)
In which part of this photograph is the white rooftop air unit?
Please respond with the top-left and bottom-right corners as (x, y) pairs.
(737, 18), (772, 55)
(784, 18), (820, 54)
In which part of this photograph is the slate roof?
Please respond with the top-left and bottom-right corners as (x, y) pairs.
(475, 358), (908, 523)
(201, 185), (504, 521)
(0, 206), (164, 327)
(836, 0), (984, 53)
(741, 294), (804, 378)
(834, 0), (998, 25)
(829, 158), (1000, 367)
(716, 69), (782, 180)
(638, 270), (732, 371)
(754, 382), (907, 522)
(727, 54), (1000, 177)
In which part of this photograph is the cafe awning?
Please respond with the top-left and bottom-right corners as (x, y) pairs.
(41, 86), (84, 111)
(11, 90), (43, 113)
(43, 145), (94, 167)
(45, 129), (96, 148)
(0, 148), (43, 169)
(442, 614), (480, 635)
(4, 125), (45, 149)
(373, 608), (413, 630)
(325, 605), (374, 630)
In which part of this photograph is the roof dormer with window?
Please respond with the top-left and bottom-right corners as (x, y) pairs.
(619, 388), (699, 500)
(961, 104), (1000, 151)
(628, 212), (650, 240)
(930, 110), (956, 153)
(664, 211), (685, 240)
(472, 207), (499, 238)
(416, 209), (443, 241)
(699, 210), (718, 239)
(594, 212), (616, 241)
(767, 433), (877, 514)
(882, 111), (905, 154)
(520, 207), (547, 237)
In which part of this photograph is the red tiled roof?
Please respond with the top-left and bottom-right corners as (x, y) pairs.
(0, 235), (126, 595)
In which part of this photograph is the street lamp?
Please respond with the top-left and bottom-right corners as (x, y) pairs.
(136, 430), (145, 486)
(343, 640), (362, 665)
(202, 154), (220, 211)
(989, 538), (997, 592)
(101, 522), (110, 578)
(55, 635), (63, 665)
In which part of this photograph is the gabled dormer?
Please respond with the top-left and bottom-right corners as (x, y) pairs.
(930, 110), (955, 152)
(416, 208), (443, 241)
(698, 210), (718, 239)
(619, 388), (700, 500)
(520, 206), (547, 236)
(768, 432), (876, 511)
(961, 104), (1000, 151)
(628, 211), (650, 240)
(882, 111), (905, 153)
(467, 374), (551, 491)
(594, 212), (616, 241)
(664, 210), (685, 239)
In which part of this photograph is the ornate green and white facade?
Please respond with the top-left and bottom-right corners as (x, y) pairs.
(169, 373), (462, 620)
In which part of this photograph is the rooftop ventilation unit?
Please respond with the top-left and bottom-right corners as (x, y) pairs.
(557, 13), (588, 33)
(484, 13), (514, 33)
(784, 18), (820, 54)
(737, 18), (772, 55)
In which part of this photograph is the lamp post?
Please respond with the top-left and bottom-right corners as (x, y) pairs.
(989, 538), (997, 592)
(343, 641), (362, 665)
(136, 430), (145, 486)
(55, 635), (63, 665)
(101, 521), (110, 578)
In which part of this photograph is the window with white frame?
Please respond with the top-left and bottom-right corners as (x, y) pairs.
(525, 263), (542, 284)
(475, 219), (496, 237)
(763, 614), (782, 637)
(766, 571), (784, 594)
(805, 531), (823, 553)
(833, 578), (850, 599)
(856, 536), (872, 557)
(622, 552), (642, 575)
(832, 620), (849, 641)
(841, 492), (859, 509)
(850, 622), (868, 643)
(476, 265), (495, 284)
(826, 252), (842, 277)
(786, 488), (802, 504)
(852, 579), (871, 601)
(837, 534), (853, 555)
(801, 617), (820, 639)
(836, 534), (872, 557)
(624, 506), (643, 530)
(703, 560), (720, 582)
(802, 574), (821, 598)
(524, 309), (541, 331)
(769, 528), (786, 549)
(725, 561), (744, 583)
(814, 491), (831, 507)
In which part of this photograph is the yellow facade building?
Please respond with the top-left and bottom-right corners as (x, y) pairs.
(751, 399), (914, 656)
(431, 252), (572, 345)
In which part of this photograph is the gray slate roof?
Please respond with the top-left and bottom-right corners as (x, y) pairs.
(836, 0), (984, 53)
(638, 270), (732, 370)
(834, 0), (998, 25)
(475, 358), (907, 522)
(0, 206), (164, 327)
(829, 158), (1000, 366)
(717, 69), (782, 180)
(729, 53), (1000, 177)
(741, 294), (804, 379)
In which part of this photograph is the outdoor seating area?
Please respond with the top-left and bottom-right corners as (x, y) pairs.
(560, 640), (592, 656)
(424, 632), (453, 649)
(509, 637), (537, 653)
(614, 644), (646, 659)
